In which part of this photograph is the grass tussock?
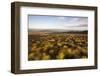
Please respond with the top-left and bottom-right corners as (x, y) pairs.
(28, 33), (88, 60)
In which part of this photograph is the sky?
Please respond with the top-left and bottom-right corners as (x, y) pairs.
(28, 15), (88, 31)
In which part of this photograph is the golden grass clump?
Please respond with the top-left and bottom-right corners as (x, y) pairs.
(28, 33), (88, 60)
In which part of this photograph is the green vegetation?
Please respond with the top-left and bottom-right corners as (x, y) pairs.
(28, 33), (88, 60)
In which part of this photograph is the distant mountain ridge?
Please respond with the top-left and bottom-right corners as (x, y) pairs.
(29, 29), (88, 33)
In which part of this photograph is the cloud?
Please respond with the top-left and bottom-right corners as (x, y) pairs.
(60, 17), (88, 28)
(57, 17), (66, 20)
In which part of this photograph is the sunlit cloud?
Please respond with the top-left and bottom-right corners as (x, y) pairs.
(57, 17), (66, 20)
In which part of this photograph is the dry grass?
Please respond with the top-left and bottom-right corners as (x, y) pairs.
(28, 32), (88, 60)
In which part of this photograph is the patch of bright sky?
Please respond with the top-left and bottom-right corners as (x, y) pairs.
(28, 15), (88, 31)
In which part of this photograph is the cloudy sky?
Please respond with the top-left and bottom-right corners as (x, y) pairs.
(28, 15), (88, 31)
